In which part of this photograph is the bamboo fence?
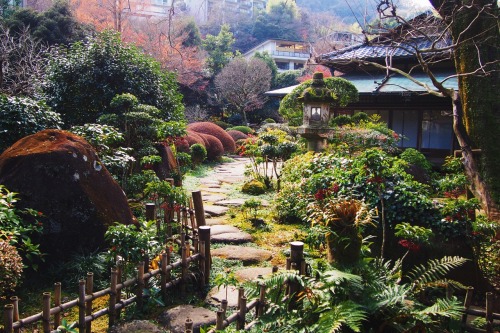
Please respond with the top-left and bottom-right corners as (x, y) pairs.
(461, 287), (500, 333)
(205, 241), (306, 333)
(2, 189), (211, 333)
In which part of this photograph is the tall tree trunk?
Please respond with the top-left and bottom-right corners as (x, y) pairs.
(431, 0), (500, 220)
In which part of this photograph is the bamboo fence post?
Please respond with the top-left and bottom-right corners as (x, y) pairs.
(85, 273), (93, 333)
(216, 309), (224, 330)
(109, 268), (118, 327)
(4, 304), (14, 333)
(290, 241), (304, 275)
(53, 283), (61, 330)
(78, 280), (86, 333)
(116, 262), (123, 319)
(10, 296), (19, 333)
(185, 318), (193, 331)
(192, 191), (206, 226)
(198, 226), (211, 284)
(237, 287), (244, 310)
(144, 255), (151, 289)
(161, 252), (168, 302)
(257, 283), (266, 317)
(146, 202), (157, 234)
(221, 299), (228, 318)
(181, 245), (188, 293)
(199, 240), (206, 288)
(272, 266), (279, 273)
(236, 296), (247, 330)
(486, 292), (493, 333)
(42, 292), (51, 333)
(182, 207), (189, 235)
(164, 204), (172, 238)
(461, 286), (474, 329)
(137, 262), (145, 312)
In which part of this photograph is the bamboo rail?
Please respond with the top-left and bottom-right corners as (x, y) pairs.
(461, 287), (499, 333)
(3, 190), (212, 333)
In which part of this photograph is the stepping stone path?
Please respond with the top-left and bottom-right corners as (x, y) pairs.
(212, 245), (272, 265)
(156, 156), (278, 331)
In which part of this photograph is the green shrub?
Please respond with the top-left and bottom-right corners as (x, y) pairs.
(351, 112), (370, 124)
(125, 170), (159, 198)
(190, 143), (207, 165)
(0, 94), (63, 151)
(400, 148), (433, 174)
(227, 125), (254, 135)
(109, 93), (139, 113)
(241, 179), (266, 195)
(263, 118), (276, 124)
(0, 241), (23, 297)
(198, 133), (224, 161)
(213, 120), (231, 129)
(330, 115), (353, 127)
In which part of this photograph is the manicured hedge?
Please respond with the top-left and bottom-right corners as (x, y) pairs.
(198, 133), (224, 160)
(226, 130), (248, 142)
(187, 122), (236, 153)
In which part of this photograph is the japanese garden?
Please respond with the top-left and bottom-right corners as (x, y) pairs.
(0, 0), (499, 332)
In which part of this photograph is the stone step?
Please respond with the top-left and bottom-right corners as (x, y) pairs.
(212, 245), (272, 265)
(158, 305), (216, 333)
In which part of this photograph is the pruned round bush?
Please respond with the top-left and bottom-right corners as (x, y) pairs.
(198, 133), (224, 161)
(187, 122), (236, 153)
(241, 179), (266, 195)
(0, 241), (23, 297)
(263, 118), (276, 124)
(174, 137), (190, 153)
(213, 120), (231, 129)
(227, 125), (254, 135)
(190, 143), (207, 165)
(186, 130), (208, 147)
(227, 130), (248, 142)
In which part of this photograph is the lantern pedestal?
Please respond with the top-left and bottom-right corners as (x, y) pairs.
(298, 127), (332, 152)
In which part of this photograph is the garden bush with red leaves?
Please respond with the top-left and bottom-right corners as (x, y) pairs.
(198, 133), (224, 160)
(186, 130), (208, 147)
(187, 122), (236, 153)
(174, 137), (190, 153)
(227, 130), (248, 142)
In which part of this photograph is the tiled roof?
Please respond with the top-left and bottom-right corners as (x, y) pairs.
(318, 37), (450, 63)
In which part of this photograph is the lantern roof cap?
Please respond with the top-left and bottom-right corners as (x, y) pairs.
(299, 72), (337, 103)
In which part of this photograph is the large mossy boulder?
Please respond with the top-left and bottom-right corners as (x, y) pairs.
(0, 129), (137, 260)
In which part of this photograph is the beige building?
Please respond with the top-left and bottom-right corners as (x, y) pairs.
(243, 39), (311, 72)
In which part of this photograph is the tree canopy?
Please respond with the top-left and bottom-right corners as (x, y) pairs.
(214, 57), (272, 124)
(202, 24), (236, 76)
(42, 31), (184, 126)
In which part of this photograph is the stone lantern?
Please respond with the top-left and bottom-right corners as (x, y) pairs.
(297, 72), (336, 152)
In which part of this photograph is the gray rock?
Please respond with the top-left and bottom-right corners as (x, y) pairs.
(206, 285), (240, 307)
(211, 231), (252, 244)
(212, 246), (272, 265)
(202, 193), (227, 203)
(204, 205), (230, 216)
(235, 267), (275, 282)
(210, 225), (241, 235)
(158, 305), (215, 333)
(109, 320), (164, 333)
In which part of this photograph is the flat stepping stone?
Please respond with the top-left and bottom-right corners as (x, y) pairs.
(235, 267), (275, 282)
(204, 217), (228, 226)
(204, 205), (229, 216)
(212, 245), (272, 265)
(158, 305), (215, 333)
(206, 286), (239, 307)
(198, 187), (230, 194)
(200, 179), (220, 185)
(211, 231), (252, 244)
(110, 320), (163, 333)
(202, 193), (227, 203)
(217, 176), (245, 184)
(216, 198), (270, 207)
(210, 225), (241, 235)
